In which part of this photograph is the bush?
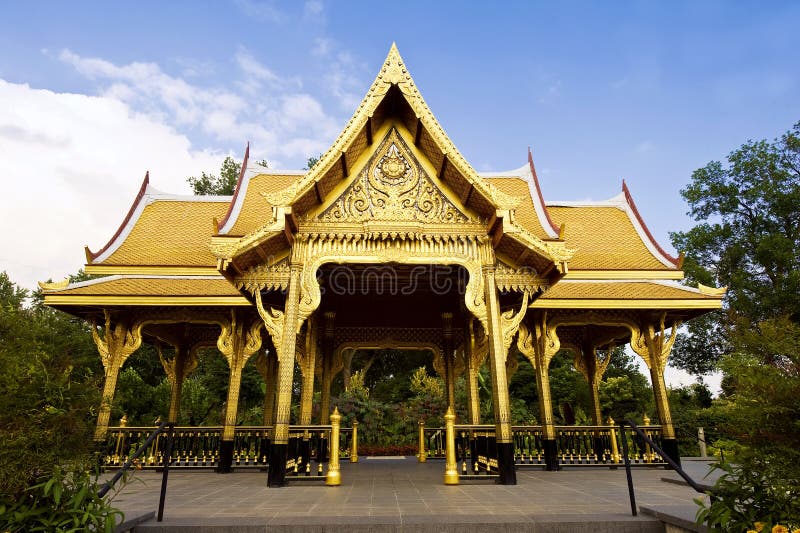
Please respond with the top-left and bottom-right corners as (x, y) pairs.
(0, 466), (123, 532)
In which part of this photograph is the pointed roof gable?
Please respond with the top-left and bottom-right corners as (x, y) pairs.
(221, 44), (524, 226)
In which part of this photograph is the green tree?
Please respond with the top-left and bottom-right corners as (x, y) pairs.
(304, 154), (322, 170)
(670, 121), (800, 374)
(187, 156), (268, 196)
(0, 272), (100, 497)
(672, 121), (800, 529)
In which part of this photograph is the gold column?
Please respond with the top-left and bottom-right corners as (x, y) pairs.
(326, 407), (341, 486)
(518, 313), (560, 471)
(629, 314), (680, 440)
(629, 314), (681, 465)
(572, 341), (612, 427)
(350, 420), (359, 463)
(442, 312), (455, 411)
(481, 265), (522, 485)
(464, 318), (485, 425)
(273, 264), (302, 446)
(482, 266), (512, 444)
(443, 407), (459, 485)
(217, 310), (262, 472)
(91, 311), (143, 441)
(158, 342), (200, 424)
(319, 312), (336, 425)
(297, 316), (318, 425)
(418, 420), (427, 463)
(254, 345), (278, 427)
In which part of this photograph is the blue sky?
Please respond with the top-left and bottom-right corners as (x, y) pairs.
(1, 1), (798, 385)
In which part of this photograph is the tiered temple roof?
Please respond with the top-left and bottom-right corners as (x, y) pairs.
(42, 44), (723, 319)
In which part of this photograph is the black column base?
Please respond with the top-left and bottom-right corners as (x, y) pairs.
(267, 443), (288, 487)
(543, 439), (559, 471)
(299, 438), (311, 473)
(661, 438), (681, 468)
(217, 440), (234, 473)
(592, 436), (606, 463)
(319, 437), (328, 463)
(495, 442), (517, 485)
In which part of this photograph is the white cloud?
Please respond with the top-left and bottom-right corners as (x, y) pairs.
(0, 79), (222, 291)
(55, 48), (338, 164)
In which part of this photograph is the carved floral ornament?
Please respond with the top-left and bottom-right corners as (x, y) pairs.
(318, 129), (474, 225)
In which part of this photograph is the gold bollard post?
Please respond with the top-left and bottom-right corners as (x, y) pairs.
(326, 407), (341, 486)
(418, 420), (427, 463)
(443, 407), (459, 485)
(350, 420), (359, 463)
(608, 417), (620, 464)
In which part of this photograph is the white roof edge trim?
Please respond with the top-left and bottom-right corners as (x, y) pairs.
(244, 166), (306, 176)
(217, 172), (254, 235)
(557, 278), (706, 295)
(482, 163), (559, 239)
(64, 275), (124, 290)
(547, 192), (627, 207)
(64, 274), (229, 291)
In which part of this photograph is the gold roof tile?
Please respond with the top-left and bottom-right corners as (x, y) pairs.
(101, 200), (228, 267)
(226, 173), (300, 236)
(55, 276), (242, 297)
(540, 280), (716, 300)
(485, 177), (552, 240)
(547, 205), (672, 270)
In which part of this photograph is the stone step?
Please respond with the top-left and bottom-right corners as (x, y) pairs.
(131, 514), (666, 532)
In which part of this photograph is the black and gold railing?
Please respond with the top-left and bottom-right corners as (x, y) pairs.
(101, 421), (356, 478)
(418, 421), (666, 470)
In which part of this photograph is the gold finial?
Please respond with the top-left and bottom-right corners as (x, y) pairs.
(120, 414), (128, 427)
(698, 283), (727, 297)
(607, 416), (615, 425)
(38, 278), (70, 291)
(642, 414), (651, 426)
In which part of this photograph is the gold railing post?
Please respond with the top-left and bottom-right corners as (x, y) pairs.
(350, 420), (359, 463)
(418, 420), (427, 463)
(608, 417), (620, 464)
(443, 407), (459, 485)
(326, 407), (341, 486)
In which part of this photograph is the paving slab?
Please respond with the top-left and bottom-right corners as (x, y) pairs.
(105, 456), (711, 532)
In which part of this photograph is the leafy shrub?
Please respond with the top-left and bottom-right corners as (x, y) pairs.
(0, 466), (123, 532)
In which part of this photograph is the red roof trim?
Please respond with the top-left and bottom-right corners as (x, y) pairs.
(527, 148), (560, 235)
(217, 142), (250, 234)
(622, 180), (679, 266)
(87, 171), (150, 263)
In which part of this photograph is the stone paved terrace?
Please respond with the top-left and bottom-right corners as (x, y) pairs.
(107, 457), (719, 532)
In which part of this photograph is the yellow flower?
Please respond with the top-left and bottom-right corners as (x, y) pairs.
(747, 530), (757, 533)
(772, 526), (788, 533)
(755, 523), (764, 532)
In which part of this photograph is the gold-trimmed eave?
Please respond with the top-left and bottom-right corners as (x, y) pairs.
(530, 279), (724, 311)
(84, 265), (221, 276)
(563, 270), (685, 280)
(41, 275), (251, 308)
(259, 44), (531, 226)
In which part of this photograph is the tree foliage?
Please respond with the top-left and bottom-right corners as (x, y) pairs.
(0, 273), (100, 498)
(186, 156), (268, 196)
(673, 121), (800, 529)
(670, 121), (800, 373)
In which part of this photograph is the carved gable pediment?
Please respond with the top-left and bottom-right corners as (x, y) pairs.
(316, 128), (477, 225)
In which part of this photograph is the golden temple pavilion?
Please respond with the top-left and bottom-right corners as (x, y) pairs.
(41, 45), (724, 486)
